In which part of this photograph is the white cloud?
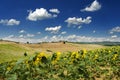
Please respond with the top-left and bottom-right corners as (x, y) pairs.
(19, 30), (35, 38)
(7, 35), (14, 38)
(110, 26), (120, 34)
(51, 35), (58, 41)
(49, 9), (60, 14)
(0, 19), (20, 26)
(63, 35), (120, 42)
(3, 37), (38, 43)
(45, 26), (61, 34)
(48, 35), (120, 42)
(2, 34), (120, 43)
(78, 26), (82, 29)
(81, 0), (101, 12)
(27, 8), (58, 21)
(61, 31), (67, 34)
(109, 31), (113, 34)
(37, 32), (41, 34)
(27, 34), (35, 37)
(19, 35), (24, 38)
(65, 16), (92, 28)
(19, 30), (26, 33)
(111, 35), (117, 38)
(67, 35), (77, 39)
(39, 36), (49, 42)
(53, 14), (58, 17)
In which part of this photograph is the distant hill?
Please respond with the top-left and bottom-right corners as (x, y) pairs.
(0, 40), (109, 63)
(72, 41), (120, 46)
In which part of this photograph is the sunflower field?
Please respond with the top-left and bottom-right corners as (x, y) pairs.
(0, 46), (120, 80)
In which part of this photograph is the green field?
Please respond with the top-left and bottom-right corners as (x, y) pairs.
(1, 41), (120, 80)
(0, 41), (108, 63)
(0, 41), (35, 63)
(0, 43), (120, 80)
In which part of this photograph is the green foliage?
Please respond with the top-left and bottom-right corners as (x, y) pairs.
(0, 44), (34, 63)
(0, 46), (120, 80)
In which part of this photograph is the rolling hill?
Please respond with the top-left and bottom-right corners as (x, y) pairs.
(0, 40), (108, 63)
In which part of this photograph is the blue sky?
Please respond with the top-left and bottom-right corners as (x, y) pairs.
(0, 0), (120, 43)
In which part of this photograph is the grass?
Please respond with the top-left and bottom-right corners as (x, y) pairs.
(0, 42), (35, 63)
(0, 41), (109, 63)
(24, 42), (108, 52)
(0, 46), (120, 80)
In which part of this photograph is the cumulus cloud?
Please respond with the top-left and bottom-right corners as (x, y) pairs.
(49, 9), (60, 14)
(18, 29), (35, 38)
(45, 26), (61, 34)
(0, 19), (20, 26)
(110, 26), (120, 34)
(78, 26), (82, 29)
(111, 35), (117, 38)
(27, 8), (58, 21)
(19, 30), (26, 33)
(19, 35), (24, 38)
(2, 34), (120, 43)
(3, 37), (38, 43)
(27, 34), (35, 37)
(46, 35), (120, 42)
(81, 0), (101, 12)
(65, 16), (92, 28)
(7, 35), (14, 38)
(3, 34), (35, 43)
(61, 31), (67, 34)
